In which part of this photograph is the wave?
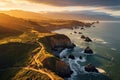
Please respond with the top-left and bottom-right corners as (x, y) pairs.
(93, 38), (108, 44)
(96, 68), (106, 73)
(60, 47), (105, 80)
(59, 48), (69, 58)
(111, 48), (117, 51)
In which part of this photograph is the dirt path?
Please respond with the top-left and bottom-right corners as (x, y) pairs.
(24, 67), (54, 80)
(28, 41), (54, 80)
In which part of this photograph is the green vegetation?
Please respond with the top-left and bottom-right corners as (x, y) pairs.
(13, 69), (51, 80)
(0, 68), (51, 80)
(0, 68), (21, 80)
(0, 42), (39, 69)
(0, 25), (22, 39)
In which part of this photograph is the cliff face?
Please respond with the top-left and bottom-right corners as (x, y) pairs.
(39, 34), (74, 78)
(49, 34), (73, 48)
(42, 57), (72, 78)
(39, 34), (75, 57)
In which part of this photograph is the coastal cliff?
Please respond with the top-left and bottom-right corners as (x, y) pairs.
(0, 31), (74, 80)
(39, 34), (75, 57)
(38, 33), (74, 78)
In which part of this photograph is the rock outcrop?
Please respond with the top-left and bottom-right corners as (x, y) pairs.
(40, 34), (76, 57)
(50, 34), (75, 49)
(42, 57), (73, 78)
(85, 37), (92, 42)
(84, 47), (93, 54)
(68, 54), (75, 59)
(81, 35), (92, 42)
(85, 64), (98, 73)
(81, 35), (86, 39)
(78, 32), (82, 34)
(39, 34), (75, 78)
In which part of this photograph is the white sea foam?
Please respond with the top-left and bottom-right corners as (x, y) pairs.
(102, 41), (108, 44)
(59, 48), (68, 58)
(93, 38), (108, 44)
(79, 57), (86, 62)
(96, 68), (106, 73)
(111, 48), (117, 51)
(60, 48), (96, 80)
(69, 59), (78, 76)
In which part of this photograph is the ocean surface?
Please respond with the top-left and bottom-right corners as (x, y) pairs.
(54, 21), (120, 80)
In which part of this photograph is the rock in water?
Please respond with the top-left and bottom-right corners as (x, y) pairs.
(78, 32), (82, 34)
(81, 35), (86, 39)
(81, 27), (84, 30)
(85, 64), (98, 73)
(68, 54), (75, 59)
(84, 46), (93, 54)
(74, 31), (77, 34)
(84, 37), (92, 42)
(79, 56), (82, 59)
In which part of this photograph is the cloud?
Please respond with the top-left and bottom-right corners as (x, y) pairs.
(104, 6), (120, 11)
(46, 10), (120, 21)
(0, 0), (119, 18)
(27, 0), (120, 7)
(26, 0), (120, 17)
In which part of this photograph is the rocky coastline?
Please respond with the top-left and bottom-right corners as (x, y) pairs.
(39, 21), (99, 78)
(45, 23), (107, 79)
(39, 32), (99, 79)
(39, 34), (76, 78)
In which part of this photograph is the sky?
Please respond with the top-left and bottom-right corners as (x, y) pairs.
(0, 0), (120, 18)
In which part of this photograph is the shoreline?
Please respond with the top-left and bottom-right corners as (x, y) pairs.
(52, 24), (112, 80)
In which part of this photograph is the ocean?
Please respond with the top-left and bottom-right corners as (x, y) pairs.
(54, 21), (120, 80)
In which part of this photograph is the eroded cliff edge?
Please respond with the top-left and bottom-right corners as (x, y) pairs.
(39, 34), (75, 78)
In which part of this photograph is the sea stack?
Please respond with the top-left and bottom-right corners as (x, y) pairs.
(68, 54), (75, 59)
(85, 64), (99, 73)
(84, 37), (92, 42)
(74, 31), (77, 34)
(81, 35), (86, 39)
(78, 32), (82, 34)
(84, 46), (93, 54)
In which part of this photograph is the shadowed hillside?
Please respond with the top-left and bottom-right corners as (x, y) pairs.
(0, 12), (93, 39)
(0, 13), (49, 39)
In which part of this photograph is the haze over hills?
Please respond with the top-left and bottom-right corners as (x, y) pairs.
(0, 11), (91, 33)
(0, 12), (92, 39)
(42, 11), (120, 21)
(0, 10), (120, 21)
(0, 13), (49, 38)
(0, 10), (50, 20)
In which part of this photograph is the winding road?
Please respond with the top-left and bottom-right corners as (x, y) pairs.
(27, 41), (54, 80)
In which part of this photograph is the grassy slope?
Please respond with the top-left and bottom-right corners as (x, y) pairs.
(0, 31), (63, 80)
(0, 42), (39, 69)
(0, 13), (49, 39)
(0, 68), (51, 80)
(0, 10), (49, 20)
(0, 42), (40, 80)
(0, 25), (22, 39)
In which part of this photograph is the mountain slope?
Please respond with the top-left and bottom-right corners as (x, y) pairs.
(0, 10), (50, 20)
(0, 13), (49, 38)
